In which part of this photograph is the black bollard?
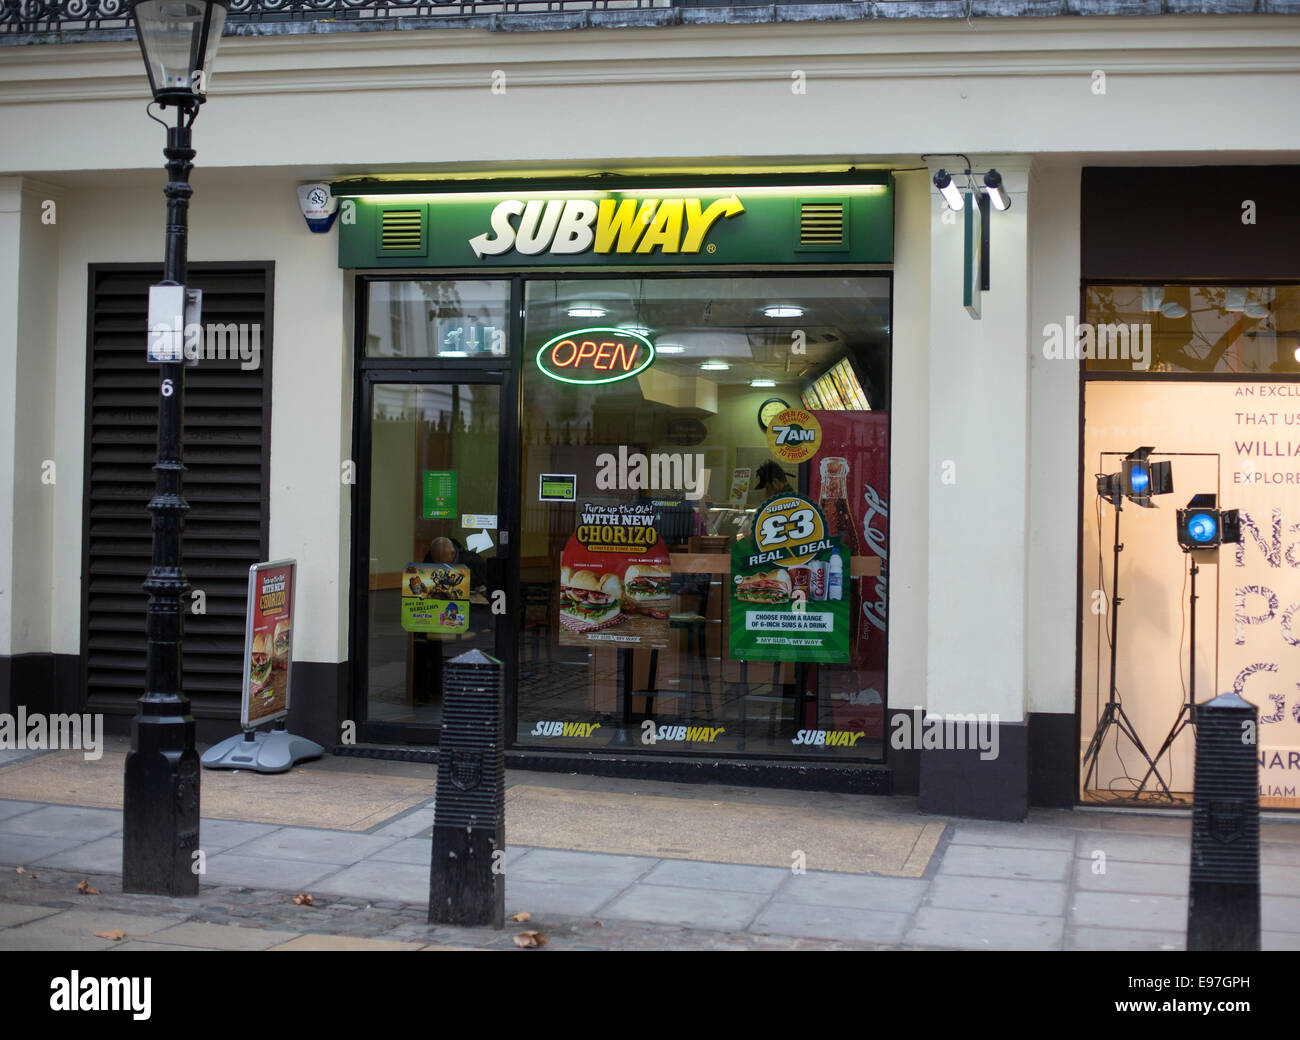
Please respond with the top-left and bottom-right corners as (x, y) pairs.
(1187, 690), (1260, 951)
(428, 649), (505, 928)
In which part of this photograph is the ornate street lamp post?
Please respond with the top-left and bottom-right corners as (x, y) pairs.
(122, 0), (229, 896)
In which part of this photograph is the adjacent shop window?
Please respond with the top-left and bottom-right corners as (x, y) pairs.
(1083, 285), (1300, 374)
(365, 280), (510, 358)
(1082, 283), (1300, 810)
(517, 275), (891, 758)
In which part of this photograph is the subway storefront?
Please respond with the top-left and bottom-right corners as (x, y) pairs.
(341, 174), (894, 789)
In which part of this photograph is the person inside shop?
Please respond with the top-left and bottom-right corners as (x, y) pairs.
(754, 460), (794, 499)
(423, 535), (486, 593)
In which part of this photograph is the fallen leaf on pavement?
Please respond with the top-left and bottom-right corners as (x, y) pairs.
(511, 911), (531, 923)
(94, 929), (126, 941)
(293, 893), (314, 906)
(77, 880), (100, 895)
(513, 930), (548, 948)
(15, 866), (26, 874)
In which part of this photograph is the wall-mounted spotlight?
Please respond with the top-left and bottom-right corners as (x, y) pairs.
(1176, 493), (1241, 550)
(983, 169), (1011, 211)
(933, 169), (965, 211)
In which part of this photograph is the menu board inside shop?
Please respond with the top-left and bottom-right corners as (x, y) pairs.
(559, 502), (671, 648)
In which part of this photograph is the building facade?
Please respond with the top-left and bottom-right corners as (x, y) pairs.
(3, 1), (1300, 819)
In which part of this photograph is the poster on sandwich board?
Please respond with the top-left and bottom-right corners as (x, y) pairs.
(729, 494), (848, 663)
(558, 502), (671, 648)
(241, 559), (296, 729)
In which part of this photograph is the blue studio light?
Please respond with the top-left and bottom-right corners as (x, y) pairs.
(1128, 465), (1150, 493)
(1187, 512), (1218, 543)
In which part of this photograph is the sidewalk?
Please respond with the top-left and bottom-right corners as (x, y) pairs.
(1, 746), (1298, 951)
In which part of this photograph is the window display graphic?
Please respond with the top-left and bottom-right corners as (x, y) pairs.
(421, 469), (458, 520)
(401, 562), (471, 634)
(764, 407), (823, 466)
(242, 560), (295, 729)
(558, 502), (671, 648)
(730, 493), (849, 663)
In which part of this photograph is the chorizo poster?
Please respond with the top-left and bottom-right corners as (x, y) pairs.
(241, 559), (295, 730)
(558, 502), (671, 647)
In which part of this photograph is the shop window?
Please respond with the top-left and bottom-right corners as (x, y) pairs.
(366, 280), (510, 359)
(516, 275), (891, 759)
(1082, 283), (1300, 810)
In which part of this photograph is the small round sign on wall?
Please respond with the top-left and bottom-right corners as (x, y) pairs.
(765, 408), (823, 465)
(535, 327), (656, 385)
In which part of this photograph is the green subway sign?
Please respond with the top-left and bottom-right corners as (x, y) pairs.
(335, 177), (893, 268)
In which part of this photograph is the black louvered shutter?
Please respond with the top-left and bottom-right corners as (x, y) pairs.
(83, 263), (273, 719)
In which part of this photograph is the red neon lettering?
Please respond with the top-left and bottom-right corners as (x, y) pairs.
(612, 342), (640, 371)
(575, 340), (599, 366)
(592, 341), (616, 370)
(550, 339), (578, 367)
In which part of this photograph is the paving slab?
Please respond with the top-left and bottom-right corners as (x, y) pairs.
(370, 808), (435, 840)
(773, 871), (927, 912)
(198, 819), (282, 854)
(201, 852), (342, 892)
(370, 837), (432, 865)
(508, 848), (657, 887)
(307, 858), (427, 904)
(1066, 927), (1185, 951)
(947, 824), (1077, 852)
(1263, 863), (1300, 897)
(0, 903), (61, 928)
(269, 933), (426, 951)
(0, 833), (86, 866)
(0, 800), (43, 821)
(600, 883), (768, 931)
(32, 835), (122, 874)
(234, 828), (399, 866)
(150, 921), (304, 950)
(639, 859), (789, 894)
(937, 844), (1070, 882)
(111, 941), (204, 952)
(1070, 891), (1188, 931)
(751, 902), (909, 943)
(906, 906), (1064, 951)
(503, 879), (624, 917)
(1095, 814), (1192, 837)
(1075, 833), (1190, 865)
(0, 804), (122, 840)
(1071, 857), (1188, 896)
(1262, 894), (1300, 932)
(1263, 931), (1300, 951)
(3, 908), (189, 945)
(926, 875), (1067, 917)
(1261, 843), (1300, 867)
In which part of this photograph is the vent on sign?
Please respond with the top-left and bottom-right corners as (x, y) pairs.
(381, 208), (424, 251)
(800, 202), (845, 246)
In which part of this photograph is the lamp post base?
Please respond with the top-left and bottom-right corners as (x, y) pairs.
(123, 712), (200, 896)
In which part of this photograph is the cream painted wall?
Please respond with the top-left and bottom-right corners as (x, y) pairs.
(888, 170), (931, 713)
(1026, 163), (1083, 717)
(0, 178), (60, 658)
(47, 171), (347, 664)
(3, 20), (1300, 176)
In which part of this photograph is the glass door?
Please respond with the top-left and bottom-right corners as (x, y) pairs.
(357, 374), (506, 741)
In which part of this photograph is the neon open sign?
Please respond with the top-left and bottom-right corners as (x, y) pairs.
(535, 327), (656, 385)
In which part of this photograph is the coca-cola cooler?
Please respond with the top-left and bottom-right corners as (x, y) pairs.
(808, 411), (889, 738)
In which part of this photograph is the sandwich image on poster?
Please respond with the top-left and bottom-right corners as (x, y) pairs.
(401, 562), (470, 634)
(558, 501), (671, 648)
(729, 493), (849, 664)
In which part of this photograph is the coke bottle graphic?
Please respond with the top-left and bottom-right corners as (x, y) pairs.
(818, 456), (859, 555)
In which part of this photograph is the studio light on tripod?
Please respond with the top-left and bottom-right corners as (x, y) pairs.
(1176, 493), (1241, 550)
(1096, 446), (1173, 508)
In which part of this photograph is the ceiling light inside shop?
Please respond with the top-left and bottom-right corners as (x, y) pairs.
(1161, 301), (1189, 319)
(624, 326), (651, 337)
(763, 306), (804, 318)
(439, 351), (468, 357)
(750, 379), (777, 387)
(567, 306), (606, 318)
(1245, 302), (1269, 319)
(655, 344), (686, 354)
(1224, 288), (1247, 312)
(700, 361), (730, 371)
